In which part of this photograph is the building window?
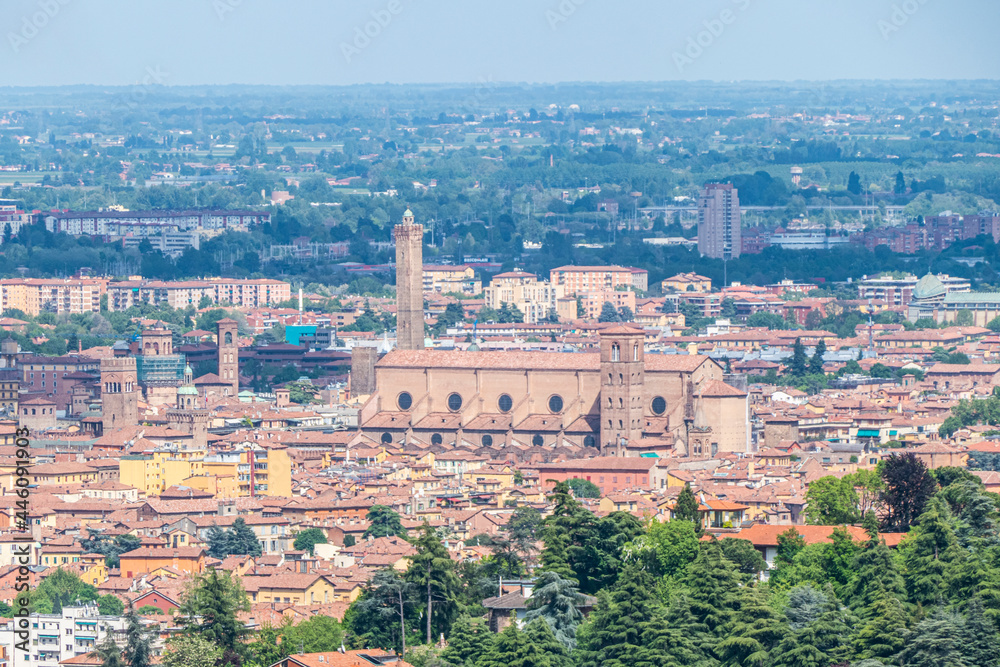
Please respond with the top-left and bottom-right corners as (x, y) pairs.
(431, 433), (443, 445)
(380, 432), (392, 444)
(548, 395), (564, 413)
(611, 343), (620, 362)
(447, 393), (463, 412)
(481, 434), (493, 447)
(584, 435), (596, 448)
(651, 396), (667, 415)
(397, 392), (412, 410)
(532, 434), (544, 446)
(497, 394), (513, 413)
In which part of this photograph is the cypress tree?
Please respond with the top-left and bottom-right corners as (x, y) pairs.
(123, 601), (153, 667)
(442, 615), (492, 667)
(575, 566), (663, 667)
(716, 585), (789, 667)
(850, 584), (909, 662)
(896, 610), (972, 667)
(674, 483), (701, 527)
(523, 618), (573, 667)
(843, 537), (906, 617)
(406, 522), (463, 643)
(790, 338), (808, 376)
(477, 619), (526, 667)
(808, 339), (826, 375)
(681, 541), (743, 642)
(902, 497), (960, 605)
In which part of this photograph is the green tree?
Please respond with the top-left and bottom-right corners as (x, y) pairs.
(364, 505), (407, 539)
(282, 615), (345, 656)
(123, 601), (154, 667)
(524, 571), (585, 649)
(576, 566), (669, 667)
(681, 540), (743, 646)
(178, 568), (250, 665)
(821, 527), (861, 590)
(98, 595), (125, 616)
(441, 614), (493, 667)
(896, 610), (972, 667)
(162, 635), (222, 667)
(894, 171), (907, 195)
(293, 528), (328, 555)
(97, 632), (124, 667)
(847, 171), (862, 195)
(719, 537), (768, 578)
(345, 568), (418, 657)
(406, 523), (463, 643)
(504, 505), (542, 567)
(789, 337), (808, 376)
(598, 301), (621, 322)
(638, 518), (701, 579)
(206, 519), (262, 558)
(567, 477), (600, 498)
(850, 584), (909, 662)
(32, 568), (98, 613)
(716, 585), (790, 667)
(900, 497), (960, 605)
(673, 483), (701, 527)
(804, 476), (859, 525)
(808, 339), (826, 375)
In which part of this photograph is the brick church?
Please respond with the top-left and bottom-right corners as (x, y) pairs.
(355, 212), (748, 457)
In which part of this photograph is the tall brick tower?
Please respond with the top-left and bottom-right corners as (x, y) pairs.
(217, 318), (239, 396)
(394, 208), (425, 350)
(101, 343), (138, 432)
(599, 325), (646, 455)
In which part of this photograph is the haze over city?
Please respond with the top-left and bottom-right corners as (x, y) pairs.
(1, 2), (999, 667)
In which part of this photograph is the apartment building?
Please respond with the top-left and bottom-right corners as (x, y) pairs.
(0, 200), (32, 241)
(484, 271), (565, 323)
(0, 279), (108, 316)
(422, 264), (481, 295)
(697, 183), (742, 260)
(21, 355), (100, 410)
(858, 273), (970, 308)
(549, 265), (648, 295)
(44, 209), (269, 236)
(0, 603), (128, 667)
(577, 289), (637, 320)
(107, 278), (291, 311)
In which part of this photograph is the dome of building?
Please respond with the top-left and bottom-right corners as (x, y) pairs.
(177, 385), (198, 396)
(913, 274), (946, 301)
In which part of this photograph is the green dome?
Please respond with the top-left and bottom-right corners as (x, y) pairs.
(178, 386), (198, 396)
(404, 208), (413, 218)
(913, 274), (946, 300)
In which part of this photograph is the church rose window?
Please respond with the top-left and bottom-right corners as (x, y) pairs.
(651, 396), (667, 415)
(397, 392), (412, 410)
(447, 393), (463, 411)
(498, 394), (513, 413)
(548, 395), (564, 413)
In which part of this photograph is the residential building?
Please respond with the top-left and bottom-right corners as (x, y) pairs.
(106, 278), (291, 311)
(0, 279), (107, 316)
(662, 273), (712, 293)
(422, 264), (481, 295)
(697, 183), (741, 260)
(44, 209), (269, 235)
(484, 271), (565, 324)
(549, 265), (647, 295)
(0, 603), (128, 667)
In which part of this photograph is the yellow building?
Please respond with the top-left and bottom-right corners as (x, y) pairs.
(120, 444), (290, 498)
(661, 273), (712, 293)
(244, 573), (344, 605)
(484, 271), (565, 323)
(423, 265), (481, 295)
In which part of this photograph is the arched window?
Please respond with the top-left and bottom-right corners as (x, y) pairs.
(532, 434), (544, 446)
(380, 432), (393, 444)
(225, 332), (233, 344)
(611, 343), (620, 362)
(481, 434), (493, 447)
(633, 344), (639, 361)
(431, 433), (443, 445)
(619, 373), (624, 384)
(618, 397), (623, 408)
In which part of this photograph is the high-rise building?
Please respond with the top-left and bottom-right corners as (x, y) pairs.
(394, 209), (425, 350)
(697, 183), (741, 260)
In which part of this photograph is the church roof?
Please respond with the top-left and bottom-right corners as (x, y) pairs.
(377, 349), (709, 372)
(913, 274), (947, 300)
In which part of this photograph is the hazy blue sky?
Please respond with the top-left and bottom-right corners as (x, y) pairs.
(0, 0), (996, 86)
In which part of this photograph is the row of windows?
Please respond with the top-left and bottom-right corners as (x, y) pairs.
(381, 432), (600, 449)
(396, 391), (565, 414)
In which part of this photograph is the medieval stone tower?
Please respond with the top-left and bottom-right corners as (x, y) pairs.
(217, 318), (239, 396)
(599, 325), (646, 455)
(101, 346), (138, 432)
(394, 208), (425, 351)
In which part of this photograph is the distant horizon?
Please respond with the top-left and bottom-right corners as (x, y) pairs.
(0, 0), (995, 86)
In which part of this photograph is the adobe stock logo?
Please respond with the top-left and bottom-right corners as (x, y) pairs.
(877, 0), (931, 40)
(8, 0), (72, 54)
(341, 0), (405, 63)
(672, 0), (752, 74)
